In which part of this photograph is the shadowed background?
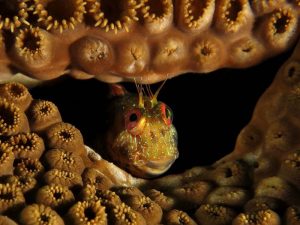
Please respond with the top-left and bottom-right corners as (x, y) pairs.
(30, 49), (292, 175)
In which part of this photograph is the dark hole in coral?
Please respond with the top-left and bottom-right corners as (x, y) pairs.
(253, 161), (259, 169)
(19, 177), (28, 185)
(288, 66), (296, 78)
(53, 191), (63, 200)
(95, 176), (103, 184)
(146, 0), (166, 17)
(248, 135), (255, 141)
(22, 32), (41, 52)
(187, 0), (206, 20)
(226, 0), (242, 21)
(273, 132), (283, 139)
(40, 105), (51, 115)
(0, 150), (4, 159)
(0, 106), (15, 126)
(62, 153), (72, 163)
(124, 212), (134, 222)
(15, 136), (33, 149)
(84, 1), (97, 26)
(40, 214), (50, 223)
(95, 189), (103, 198)
(142, 202), (151, 208)
(224, 168), (233, 177)
(201, 47), (211, 56)
(84, 207), (96, 220)
(100, 0), (123, 23)
(274, 15), (289, 34)
(59, 130), (73, 140)
(0, 0), (19, 19)
(0, 191), (13, 200)
(88, 47), (107, 62)
(46, 0), (76, 21)
(242, 47), (252, 53)
(25, 162), (38, 172)
(9, 83), (25, 98)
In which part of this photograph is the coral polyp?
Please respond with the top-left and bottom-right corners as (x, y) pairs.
(19, 204), (65, 225)
(0, 0), (29, 32)
(33, 0), (86, 32)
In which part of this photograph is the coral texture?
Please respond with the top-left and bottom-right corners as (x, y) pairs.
(0, 0), (299, 83)
(1, 36), (300, 223)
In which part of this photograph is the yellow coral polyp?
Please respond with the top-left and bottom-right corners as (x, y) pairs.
(34, 0), (86, 33)
(177, 0), (215, 32)
(87, 0), (139, 33)
(0, 0), (29, 32)
(232, 209), (281, 225)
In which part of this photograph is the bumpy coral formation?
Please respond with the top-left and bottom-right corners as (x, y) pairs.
(0, 0), (299, 83)
(1, 37), (300, 223)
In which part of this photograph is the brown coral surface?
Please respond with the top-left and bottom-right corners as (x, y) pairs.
(0, 0), (300, 83)
(0, 37), (299, 223)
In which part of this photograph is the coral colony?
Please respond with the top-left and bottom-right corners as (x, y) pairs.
(0, 0), (299, 225)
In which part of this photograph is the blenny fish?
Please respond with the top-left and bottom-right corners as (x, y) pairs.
(105, 83), (178, 178)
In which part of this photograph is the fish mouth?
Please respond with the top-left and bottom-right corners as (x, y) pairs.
(136, 153), (179, 177)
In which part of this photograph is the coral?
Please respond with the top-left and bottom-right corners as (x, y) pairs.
(6, 175), (37, 194)
(0, 82), (32, 111)
(67, 200), (107, 225)
(109, 202), (146, 225)
(232, 209), (281, 225)
(279, 149), (300, 189)
(0, 142), (15, 176)
(0, 0), (29, 32)
(244, 197), (285, 213)
(43, 169), (83, 188)
(44, 122), (86, 156)
(44, 148), (85, 174)
(33, 0), (86, 33)
(0, 0), (299, 83)
(209, 160), (251, 187)
(285, 206), (300, 225)
(81, 168), (113, 190)
(125, 195), (163, 224)
(7, 132), (45, 159)
(26, 99), (62, 133)
(112, 186), (145, 200)
(255, 176), (299, 205)
(0, 216), (18, 225)
(206, 186), (251, 207)
(80, 185), (122, 207)
(0, 183), (25, 214)
(163, 209), (197, 225)
(171, 180), (213, 205)
(144, 188), (175, 211)
(35, 184), (75, 211)
(14, 158), (45, 178)
(194, 204), (237, 225)
(19, 204), (65, 225)
(0, 99), (29, 136)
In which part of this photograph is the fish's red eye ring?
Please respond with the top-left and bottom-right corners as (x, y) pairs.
(125, 109), (145, 135)
(161, 103), (173, 126)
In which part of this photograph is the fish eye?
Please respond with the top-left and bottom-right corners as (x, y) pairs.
(129, 113), (138, 122)
(125, 109), (146, 135)
(161, 103), (173, 126)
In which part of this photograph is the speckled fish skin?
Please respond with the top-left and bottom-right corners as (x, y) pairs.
(105, 88), (178, 178)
